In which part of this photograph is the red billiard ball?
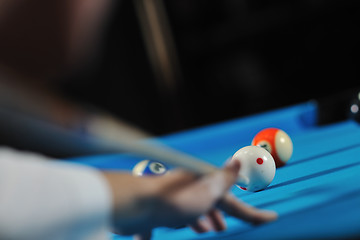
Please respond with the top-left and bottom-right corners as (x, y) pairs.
(252, 128), (293, 168)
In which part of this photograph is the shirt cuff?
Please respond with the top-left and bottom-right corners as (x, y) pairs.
(0, 147), (112, 240)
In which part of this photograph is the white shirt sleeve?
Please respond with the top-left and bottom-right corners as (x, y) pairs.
(0, 147), (112, 240)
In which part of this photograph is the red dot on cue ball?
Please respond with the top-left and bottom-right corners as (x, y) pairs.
(256, 158), (264, 165)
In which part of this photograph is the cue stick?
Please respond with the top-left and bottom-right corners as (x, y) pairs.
(0, 107), (247, 186)
(93, 138), (248, 186)
(90, 128), (248, 186)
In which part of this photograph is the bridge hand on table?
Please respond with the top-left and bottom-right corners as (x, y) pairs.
(103, 160), (277, 240)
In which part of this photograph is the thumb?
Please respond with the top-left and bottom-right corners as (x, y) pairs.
(222, 159), (241, 189)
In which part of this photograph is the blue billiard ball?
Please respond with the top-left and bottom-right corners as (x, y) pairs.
(132, 160), (168, 176)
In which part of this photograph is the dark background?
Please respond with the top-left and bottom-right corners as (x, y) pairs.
(62, 0), (360, 136)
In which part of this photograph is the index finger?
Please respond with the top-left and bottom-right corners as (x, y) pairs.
(217, 193), (277, 225)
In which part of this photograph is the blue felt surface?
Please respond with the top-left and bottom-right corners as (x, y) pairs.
(70, 102), (360, 239)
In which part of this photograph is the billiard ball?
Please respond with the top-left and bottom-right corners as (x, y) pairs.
(252, 128), (293, 168)
(349, 92), (360, 123)
(132, 160), (168, 176)
(229, 146), (276, 192)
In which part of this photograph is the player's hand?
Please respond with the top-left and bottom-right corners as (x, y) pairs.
(104, 161), (277, 240)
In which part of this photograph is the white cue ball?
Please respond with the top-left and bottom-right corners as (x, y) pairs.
(230, 145), (276, 192)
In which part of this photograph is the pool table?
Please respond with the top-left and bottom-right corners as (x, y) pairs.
(71, 102), (360, 239)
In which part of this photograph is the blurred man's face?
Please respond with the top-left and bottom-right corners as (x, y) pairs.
(0, 0), (111, 79)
